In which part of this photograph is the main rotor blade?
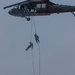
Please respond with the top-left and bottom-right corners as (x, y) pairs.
(4, 1), (29, 9)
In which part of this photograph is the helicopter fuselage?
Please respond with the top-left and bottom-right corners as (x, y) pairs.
(8, 1), (75, 17)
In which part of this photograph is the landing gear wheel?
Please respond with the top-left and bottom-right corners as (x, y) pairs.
(27, 18), (30, 21)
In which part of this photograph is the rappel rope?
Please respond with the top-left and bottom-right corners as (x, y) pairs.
(30, 18), (32, 42)
(38, 43), (41, 75)
(29, 16), (41, 75)
(32, 17), (41, 75)
(30, 17), (35, 75)
(31, 47), (35, 75)
(32, 17), (37, 34)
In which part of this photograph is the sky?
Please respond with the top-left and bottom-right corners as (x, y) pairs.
(0, 0), (75, 75)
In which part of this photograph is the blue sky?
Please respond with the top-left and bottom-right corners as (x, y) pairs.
(0, 0), (75, 75)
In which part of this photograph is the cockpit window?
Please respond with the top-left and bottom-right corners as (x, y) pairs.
(14, 5), (20, 9)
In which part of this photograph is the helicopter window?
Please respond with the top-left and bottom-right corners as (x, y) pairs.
(42, 4), (46, 8)
(20, 5), (28, 12)
(14, 6), (18, 8)
(37, 4), (46, 8)
(14, 5), (20, 9)
(37, 4), (41, 8)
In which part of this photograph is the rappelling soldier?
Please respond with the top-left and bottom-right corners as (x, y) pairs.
(34, 33), (40, 43)
(25, 42), (33, 51)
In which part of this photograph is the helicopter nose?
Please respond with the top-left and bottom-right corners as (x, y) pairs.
(8, 9), (13, 15)
(8, 8), (25, 17)
(8, 8), (20, 16)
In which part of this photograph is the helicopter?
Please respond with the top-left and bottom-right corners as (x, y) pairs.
(4, 0), (75, 21)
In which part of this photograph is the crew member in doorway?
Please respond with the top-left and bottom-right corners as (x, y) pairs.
(27, 4), (31, 12)
(34, 33), (40, 43)
(25, 42), (33, 51)
(20, 5), (24, 10)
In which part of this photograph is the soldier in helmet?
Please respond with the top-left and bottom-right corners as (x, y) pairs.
(25, 42), (33, 51)
(34, 33), (40, 43)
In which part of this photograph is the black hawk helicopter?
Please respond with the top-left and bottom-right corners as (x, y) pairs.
(4, 0), (75, 21)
